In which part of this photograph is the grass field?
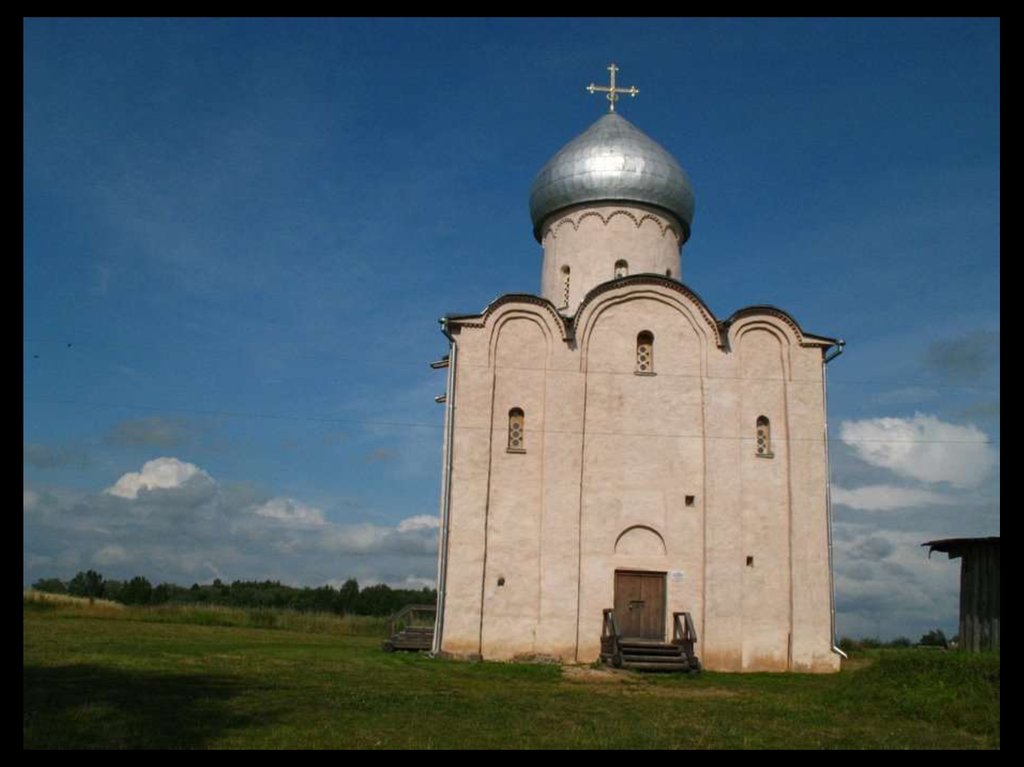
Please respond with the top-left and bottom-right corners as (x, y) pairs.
(23, 594), (999, 749)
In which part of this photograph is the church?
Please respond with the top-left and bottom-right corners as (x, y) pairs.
(430, 66), (843, 673)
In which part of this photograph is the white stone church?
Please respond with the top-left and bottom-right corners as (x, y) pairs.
(431, 69), (843, 672)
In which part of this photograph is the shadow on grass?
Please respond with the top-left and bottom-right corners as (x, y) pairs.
(24, 664), (274, 749)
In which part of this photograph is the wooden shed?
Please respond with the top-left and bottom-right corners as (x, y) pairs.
(922, 537), (999, 652)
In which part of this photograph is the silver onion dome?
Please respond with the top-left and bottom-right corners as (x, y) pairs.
(529, 113), (695, 242)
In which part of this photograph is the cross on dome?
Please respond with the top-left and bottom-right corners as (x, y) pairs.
(586, 63), (639, 113)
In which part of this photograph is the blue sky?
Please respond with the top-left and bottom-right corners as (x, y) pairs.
(24, 18), (999, 640)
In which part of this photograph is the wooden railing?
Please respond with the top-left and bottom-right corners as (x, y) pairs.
(601, 608), (624, 667)
(387, 603), (437, 637)
(672, 611), (698, 654)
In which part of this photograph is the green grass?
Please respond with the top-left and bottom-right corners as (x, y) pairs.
(23, 599), (999, 749)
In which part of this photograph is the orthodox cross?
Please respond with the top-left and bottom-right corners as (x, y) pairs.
(586, 63), (638, 113)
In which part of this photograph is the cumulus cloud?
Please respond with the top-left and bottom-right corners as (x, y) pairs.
(391, 575), (436, 590)
(831, 484), (956, 512)
(839, 413), (996, 488)
(26, 456), (439, 590)
(105, 457), (213, 499)
(253, 498), (326, 526)
(397, 515), (438, 533)
(848, 536), (895, 560)
(93, 544), (131, 566)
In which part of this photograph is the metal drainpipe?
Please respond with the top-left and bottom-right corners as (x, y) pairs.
(823, 340), (847, 659)
(431, 319), (457, 656)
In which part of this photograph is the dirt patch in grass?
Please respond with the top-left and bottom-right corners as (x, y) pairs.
(560, 666), (740, 699)
(561, 665), (636, 683)
(636, 684), (743, 699)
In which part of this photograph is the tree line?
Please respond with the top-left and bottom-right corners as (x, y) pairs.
(838, 629), (956, 651)
(31, 571), (436, 617)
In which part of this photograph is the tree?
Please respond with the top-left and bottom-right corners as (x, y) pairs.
(355, 583), (398, 616)
(337, 578), (359, 614)
(103, 579), (124, 602)
(152, 582), (189, 605)
(67, 570), (105, 601)
(31, 577), (67, 594)
(120, 576), (153, 605)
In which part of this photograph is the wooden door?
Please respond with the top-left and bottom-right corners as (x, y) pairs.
(614, 571), (666, 640)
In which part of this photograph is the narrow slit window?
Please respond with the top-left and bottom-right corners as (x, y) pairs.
(560, 266), (571, 308)
(614, 259), (629, 278)
(756, 416), (773, 458)
(508, 408), (525, 452)
(636, 331), (654, 374)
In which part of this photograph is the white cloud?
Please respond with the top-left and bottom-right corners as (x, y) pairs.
(393, 574), (436, 589)
(253, 497), (326, 526)
(106, 457), (213, 499)
(397, 514), (439, 533)
(329, 574), (437, 591)
(831, 484), (957, 512)
(839, 413), (996, 487)
(93, 544), (130, 566)
(27, 463), (439, 590)
(320, 523), (393, 554)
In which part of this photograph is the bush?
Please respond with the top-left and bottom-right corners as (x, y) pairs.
(919, 629), (949, 648)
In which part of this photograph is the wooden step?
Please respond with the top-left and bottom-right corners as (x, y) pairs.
(622, 661), (693, 673)
(620, 653), (686, 664)
(382, 628), (434, 652)
(618, 644), (683, 656)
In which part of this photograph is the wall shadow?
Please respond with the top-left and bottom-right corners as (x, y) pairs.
(24, 664), (277, 749)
